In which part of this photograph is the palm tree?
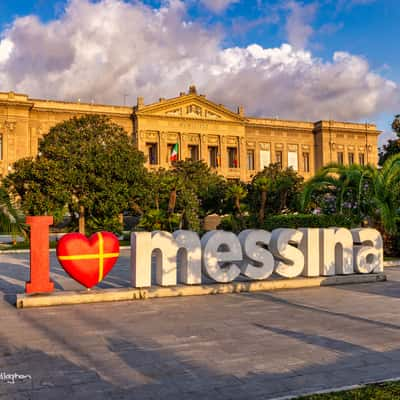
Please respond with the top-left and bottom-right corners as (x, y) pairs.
(226, 183), (247, 217)
(0, 187), (26, 244)
(301, 163), (368, 217)
(363, 154), (400, 235)
(301, 154), (400, 236)
(254, 176), (271, 223)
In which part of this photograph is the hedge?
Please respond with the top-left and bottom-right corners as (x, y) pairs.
(218, 213), (358, 233)
(262, 214), (357, 231)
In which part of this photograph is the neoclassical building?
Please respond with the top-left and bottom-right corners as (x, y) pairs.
(0, 86), (380, 181)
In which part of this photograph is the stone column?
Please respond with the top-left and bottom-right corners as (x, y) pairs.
(239, 137), (246, 181)
(160, 131), (167, 168)
(180, 133), (186, 161)
(200, 134), (208, 165)
(5, 121), (16, 172)
(220, 135), (227, 175)
(138, 130), (147, 165)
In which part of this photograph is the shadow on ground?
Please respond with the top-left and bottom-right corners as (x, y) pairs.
(2, 289), (400, 400)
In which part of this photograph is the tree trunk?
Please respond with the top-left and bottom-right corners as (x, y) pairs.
(168, 188), (177, 214)
(235, 196), (241, 217)
(79, 205), (85, 235)
(130, 200), (143, 215)
(258, 190), (267, 224)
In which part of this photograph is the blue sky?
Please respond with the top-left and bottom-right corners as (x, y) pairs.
(1, 0), (396, 80)
(0, 0), (398, 144)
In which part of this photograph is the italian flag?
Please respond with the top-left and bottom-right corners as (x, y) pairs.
(170, 143), (178, 162)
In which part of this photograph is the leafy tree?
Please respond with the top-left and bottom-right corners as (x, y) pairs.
(138, 160), (226, 232)
(379, 114), (400, 165)
(136, 209), (180, 231)
(247, 164), (303, 221)
(171, 160), (227, 216)
(5, 115), (146, 234)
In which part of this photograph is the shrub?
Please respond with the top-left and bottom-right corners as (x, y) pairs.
(262, 214), (357, 231)
(218, 215), (252, 233)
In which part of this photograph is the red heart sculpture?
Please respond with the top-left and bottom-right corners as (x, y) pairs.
(56, 232), (120, 288)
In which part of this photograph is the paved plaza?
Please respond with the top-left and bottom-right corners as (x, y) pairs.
(1, 250), (400, 399)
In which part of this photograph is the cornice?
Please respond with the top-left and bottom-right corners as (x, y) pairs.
(136, 94), (245, 122)
(30, 106), (133, 118)
(136, 113), (246, 126)
(0, 100), (34, 109)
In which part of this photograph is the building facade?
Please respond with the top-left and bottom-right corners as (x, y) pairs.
(0, 86), (380, 181)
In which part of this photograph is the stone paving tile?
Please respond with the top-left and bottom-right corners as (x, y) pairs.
(2, 253), (400, 398)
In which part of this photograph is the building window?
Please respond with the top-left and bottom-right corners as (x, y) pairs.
(247, 150), (255, 170)
(348, 152), (354, 165)
(147, 143), (158, 165)
(288, 149), (298, 171)
(276, 151), (282, 169)
(208, 146), (218, 168)
(337, 152), (344, 165)
(303, 152), (310, 172)
(359, 153), (365, 166)
(188, 145), (199, 161)
(0, 134), (2, 161)
(260, 149), (271, 170)
(228, 147), (238, 168)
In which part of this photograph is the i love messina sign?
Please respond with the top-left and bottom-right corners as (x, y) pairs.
(24, 216), (383, 294)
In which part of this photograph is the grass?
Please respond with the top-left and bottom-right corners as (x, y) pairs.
(297, 381), (400, 399)
(0, 241), (58, 250)
(384, 256), (400, 261)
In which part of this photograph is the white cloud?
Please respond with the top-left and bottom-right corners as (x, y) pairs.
(0, 0), (397, 123)
(199, 0), (239, 13)
(0, 38), (13, 63)
(285, 1), (317, 49)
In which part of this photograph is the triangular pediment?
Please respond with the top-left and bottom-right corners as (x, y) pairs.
(136, 94), (244, 122)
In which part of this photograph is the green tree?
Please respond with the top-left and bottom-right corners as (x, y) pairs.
(5, 115), (146, 235)
(136, 160), (226, 232)
(0, 187), (26, 244)
(248, 164), (303, 220)
(300, 163), (370, 220)
(171, 160), (227, 217)
(379, 114), (400, 165)
(225, 182), (247, 217)
(365, 154), (400, 236)
(253, 176), (272, 224)
(301, 155), (400, 237)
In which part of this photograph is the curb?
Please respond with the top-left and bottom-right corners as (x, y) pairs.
(271, 376), (400, 400)
(383, 260), (400, 268)
(16, 273), (386, 309)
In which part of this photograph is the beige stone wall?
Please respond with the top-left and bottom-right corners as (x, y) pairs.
(313, 120), (379, 168)
(245, 118), (316, 180)
(0, 90), (380, 181)
(135, 92), (247, 181)
(0, 92), (132, 175)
